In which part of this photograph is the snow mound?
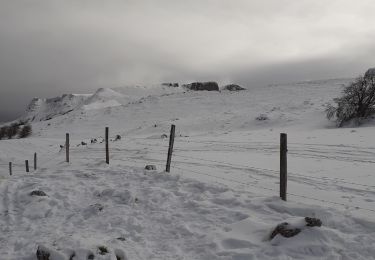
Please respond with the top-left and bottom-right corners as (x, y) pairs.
(83, 88), (126, 108)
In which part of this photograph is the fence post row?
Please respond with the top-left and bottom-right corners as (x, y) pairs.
(25, 160), (29, 173)
(105, 127), (109, 164)
(166, 124), (176, 173)
(280, 133), (287, 201)
(9, 162), (12, 176)
(7, 129), (289, 202)
(34, 153), (37, 170)
(66, 133), (70, 163)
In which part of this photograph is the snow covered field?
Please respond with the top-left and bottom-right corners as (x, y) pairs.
(0, 80), (374, 259)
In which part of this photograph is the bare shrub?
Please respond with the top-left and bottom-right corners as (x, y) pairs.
(327, 74), (375, 126)
(19, 124), (32, 138)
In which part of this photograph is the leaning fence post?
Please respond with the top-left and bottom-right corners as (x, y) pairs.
(166, 124), (176, 172)
(9, 162), (12, 176)
(25, 160), (29, 173)
(280, 133), (287, 201)
(105, 127), (109, 164)
(34, 153), (37, 170)
(66, 133), (70, 163)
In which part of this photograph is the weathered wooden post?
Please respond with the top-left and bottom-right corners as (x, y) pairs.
(25, 160), (29, 173)
(34, 153), (37, 170)
(280, 133), (287, 201)
(66, 133), (70, 163)
(9, 162), (12, 176)
(105, 127), (109, 164)
(166, 124), (176, 172)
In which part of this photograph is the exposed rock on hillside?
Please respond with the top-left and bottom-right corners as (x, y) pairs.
(25, 94), (88, 122)
(183, 82), (219, 91)
(162, 83), (179, 87)
(223, 84), (246, 91)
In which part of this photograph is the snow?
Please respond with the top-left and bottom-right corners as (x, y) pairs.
(0, 79), (374, 259)
(83, 100), (122, 110)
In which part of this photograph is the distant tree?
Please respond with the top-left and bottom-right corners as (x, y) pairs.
(326, 74), (375, 126)
(0, 126), (7, 140)
(19, 124), (32, 138)
(8, 123), (20, 139)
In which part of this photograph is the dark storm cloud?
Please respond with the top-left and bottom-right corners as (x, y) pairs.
(1, 0), (375, 121)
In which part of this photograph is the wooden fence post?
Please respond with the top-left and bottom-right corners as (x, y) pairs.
(25, 160), (29, 173)
(66, 133), (70, 163)
(34, 153), (37, 170)
(166, 124), (176, 172)
(105, 127), (109, 164)
(280, 133), (287, 201)
(9, 162), (12, 176)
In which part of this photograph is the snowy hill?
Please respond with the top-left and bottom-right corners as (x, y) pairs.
(24, 94), (89, 122)
(1, 78), (375, 259)
(23, 84), (185, 123)
(20, 79), (351, 138)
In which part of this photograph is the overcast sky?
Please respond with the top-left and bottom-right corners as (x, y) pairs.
(1, 0), (375, 121)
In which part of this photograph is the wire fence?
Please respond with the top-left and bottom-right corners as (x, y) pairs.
(1, 127), (374, 214)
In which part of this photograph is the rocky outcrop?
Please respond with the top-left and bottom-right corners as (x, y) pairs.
(24, 94), (88, 122)
(223, 84), (246, 91)
(162, 83), (179, 87)
(183, 82), (219, 91)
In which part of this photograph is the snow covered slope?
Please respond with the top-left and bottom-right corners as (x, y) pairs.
(23, 84), (185, 123)
(1, 79), (374, 259)
(20, 79), (351, 138)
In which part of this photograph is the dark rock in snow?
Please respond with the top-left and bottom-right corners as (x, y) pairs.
(256, 114), (269, 121)
(305, 217), (322, 227)
(183, 82), (219, 91)
(98, 246), (108, 255)
(91, 203), (104, 212)
(145, 165), (157, 170)
(114, 135), (121, 141)
(223, 84), (246, 91)
(162, 83), (179, 87)
(270, 217), (323, 240)
(36, 246), (50, 260)
(270, 222), (301, 240)
(81, 141), (87, 145)
(30, 190), (47, 196)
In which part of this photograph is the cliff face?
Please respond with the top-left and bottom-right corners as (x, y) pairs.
(24, 94), (89, 122)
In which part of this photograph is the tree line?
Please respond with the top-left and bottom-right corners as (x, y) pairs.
(0, 121), (32, 140)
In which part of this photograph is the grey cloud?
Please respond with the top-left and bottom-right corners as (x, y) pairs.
(1, 0), (375, 121)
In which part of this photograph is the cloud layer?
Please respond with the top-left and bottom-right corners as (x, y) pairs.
(1, 0), (375, 121)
